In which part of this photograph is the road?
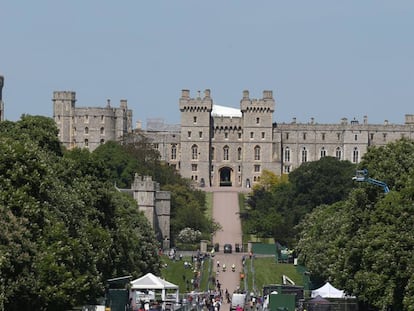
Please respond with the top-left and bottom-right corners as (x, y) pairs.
(209, 187), (247, 308)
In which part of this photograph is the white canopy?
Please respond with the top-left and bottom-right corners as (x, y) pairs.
(311, 282), (352, 298)
(130, 273), (179, 307)
(130, 273), (178, 290)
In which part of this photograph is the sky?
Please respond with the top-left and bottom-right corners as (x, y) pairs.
(1, 1), (414, 128)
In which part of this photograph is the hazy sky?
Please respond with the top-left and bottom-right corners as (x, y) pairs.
(2, 1), (413, 127)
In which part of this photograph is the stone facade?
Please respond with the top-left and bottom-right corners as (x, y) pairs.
(0, 75), (4, 122)
(50, 88), (414, 189)
(146, 89), (414, 188)
(121, 174), (171, 250)
(52, 91), (133, 150)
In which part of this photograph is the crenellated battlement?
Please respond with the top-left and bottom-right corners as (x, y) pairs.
(53, 91), (76, 101)
(179, 89), (213, 112)
(240, 90), (275, 113)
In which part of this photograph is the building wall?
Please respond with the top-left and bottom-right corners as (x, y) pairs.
(145, 89), (414, 188)
(0, 75), (4, 122)
(53, 91), (133, 150)
(52, 88), (414, 189)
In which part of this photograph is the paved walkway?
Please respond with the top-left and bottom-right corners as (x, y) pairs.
(209, 187), (246, 307)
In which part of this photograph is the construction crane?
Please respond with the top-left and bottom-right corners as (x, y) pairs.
(352, 169), (390, 193)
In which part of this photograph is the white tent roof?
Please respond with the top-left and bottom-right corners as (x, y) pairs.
(212, 104), (242, 118)
(311, 282), (350, 298)
(130, 273), (178, 290)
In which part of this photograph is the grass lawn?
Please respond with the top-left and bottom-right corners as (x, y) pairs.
(245, 257), (305, 294)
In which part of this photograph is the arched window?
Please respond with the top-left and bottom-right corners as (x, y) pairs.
(223, 145), (229, 161)
(320, 147), (327, 158)
(284, 147), (290, 162)
(100, 127), (104, 135)
(85, 127), (89, 134)
(171, 144), (177, 160)
(100, 139), (105, 144)
(237, 147), (242, 161)
(84, 139), (89, 147)
(335, 147), (342, 160)
(353, 147), (359, 163)
(254, 146), (261, 161)
(191, 144), (198, 160)
(301, 147), (308, 163)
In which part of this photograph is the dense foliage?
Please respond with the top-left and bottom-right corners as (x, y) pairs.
(0, 116), (162, 310)
(244, 158), (355, 246)
(297, 139), (414, 310)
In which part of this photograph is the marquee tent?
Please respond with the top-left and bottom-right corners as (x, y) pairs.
(130, 273), (179, 309)
(311, 282), (352, 298)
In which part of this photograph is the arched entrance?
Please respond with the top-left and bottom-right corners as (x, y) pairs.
(219, 167), (232, 187)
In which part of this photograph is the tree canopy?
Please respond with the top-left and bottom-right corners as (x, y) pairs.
(297, 139), (414, 310)
(0, 116), (161, 310)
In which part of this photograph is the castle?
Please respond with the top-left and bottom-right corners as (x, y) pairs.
(52, 88), (414, 189)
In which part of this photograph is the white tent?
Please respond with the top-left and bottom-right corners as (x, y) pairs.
(311, 282), (352, 298)
(130, 273), (179, 308)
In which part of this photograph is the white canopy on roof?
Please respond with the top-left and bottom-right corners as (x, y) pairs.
(212, 104), (242, 118)
(311, 282), (354, 298)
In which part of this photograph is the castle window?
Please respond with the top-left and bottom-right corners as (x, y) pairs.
(354, 134), (358, 141)
(188, 131), (192, 138)
(192, 164), (198, 172)
(211, 147), (215, 161)
(153, 143), (159, 149)
(193, 116), (197, 123)
(191, 144), (198, 160)
(238, 132), (242, 139)
(254, 165), (261, 172)
(352, 147), (359, 163)
(284, 165), (291, 173)
(238, 165), (241, 172)
(301, 147), (308, 163)
(85, 127), (89, 134)
(261, 132), (265, 139)
(84, 139), (89, 147)
(336, 147), (342, 160)
(322, 133), (325, 140)
(199, 131), (203, 138)
(250, 132), (254, 139)
(256, 117), (260, 124)
(85, 115), (89, 123)
(211, 165), (214, 172)
(100, 139), (105, 145)
(370, 133), (374, 140)
(101, 115), (104, 122)
(320, 147), (327, 158)
(286, 132), (289, 140)
(100, 127), (104, 135)
(254, 146), (261, 161)
(303, 133), (307, 140)
(284, 147), (290, 162)
(383, 133), (387, 141)
(224, 132), (228, 139)
(171, 144), (177, 160)
(223, 145), (229, 161)
(237, 147), (242, 161)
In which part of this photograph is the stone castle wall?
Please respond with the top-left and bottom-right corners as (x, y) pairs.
(53, 91), (133, 150)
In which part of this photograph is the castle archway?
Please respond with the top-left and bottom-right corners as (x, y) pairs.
(219, 167), (232, 187)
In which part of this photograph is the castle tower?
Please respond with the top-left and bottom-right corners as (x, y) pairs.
(131, 174), (171, 249)
(179, 89), (213, 186)
(240, 90), (276, 187)
(53, 91), (76, 148)
(0, 75), (4, 121)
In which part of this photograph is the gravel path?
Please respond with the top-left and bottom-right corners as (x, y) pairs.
(210, 187), (246, 306)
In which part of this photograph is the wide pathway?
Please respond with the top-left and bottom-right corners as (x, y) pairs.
(209, 187), (245, 307)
